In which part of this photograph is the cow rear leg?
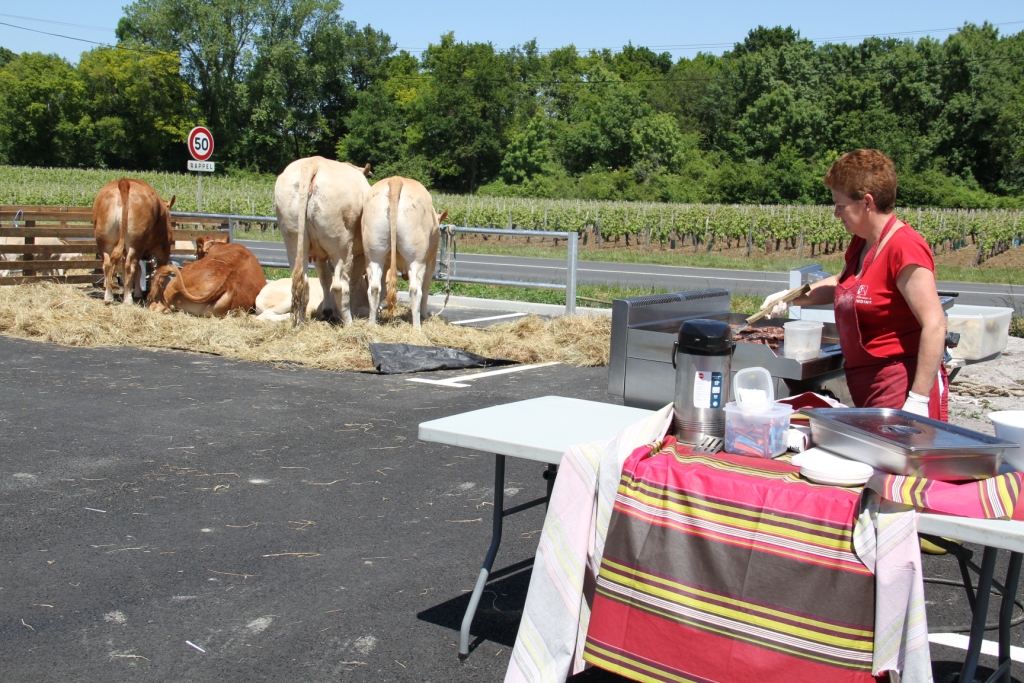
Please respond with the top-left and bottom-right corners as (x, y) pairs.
(331, 253), (353, 326)
(365, 259), (384, 325)
(312, 260), (336, 322)
(408, 261), (428, 329)
(101, 253), (116, 302)
(420, 261), (436, 326)
(122, 252), (138, 305)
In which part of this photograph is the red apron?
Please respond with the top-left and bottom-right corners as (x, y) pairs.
(834, 217), (949, 421)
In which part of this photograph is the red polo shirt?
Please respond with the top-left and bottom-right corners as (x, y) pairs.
(838, 225), (936, 367)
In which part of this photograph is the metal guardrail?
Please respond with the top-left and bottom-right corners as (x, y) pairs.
(439, 226), (579, 316)
(169, 211), (277, 244)
(171, 213), (583, 316)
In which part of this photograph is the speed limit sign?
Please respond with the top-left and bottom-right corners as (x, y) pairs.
(188, 126), (214, 161)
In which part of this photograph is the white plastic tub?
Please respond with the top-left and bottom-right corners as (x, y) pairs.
(989, 411), (1024, 470)
(783, 321), (823, 361)
(946, 305), (1013, 360)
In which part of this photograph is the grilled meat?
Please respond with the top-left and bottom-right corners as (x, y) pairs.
(730, 324), (785, 349)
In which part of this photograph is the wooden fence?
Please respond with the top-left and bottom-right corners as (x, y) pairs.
(0, 205), (231, 286)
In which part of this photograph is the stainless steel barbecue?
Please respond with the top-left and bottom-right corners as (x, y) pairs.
(608, 288), (848, 410)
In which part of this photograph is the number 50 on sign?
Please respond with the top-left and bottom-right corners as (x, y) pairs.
(188, 126), (214, 161)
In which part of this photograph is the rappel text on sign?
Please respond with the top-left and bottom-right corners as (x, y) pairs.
(187, 160), (215, 172)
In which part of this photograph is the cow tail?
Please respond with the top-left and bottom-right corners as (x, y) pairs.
(385, 176), (402, 318)
(291, 163), (317, 327)
(106, 179), (131, 294)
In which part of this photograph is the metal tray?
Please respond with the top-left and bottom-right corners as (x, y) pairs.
(804, 408), (1019, 481)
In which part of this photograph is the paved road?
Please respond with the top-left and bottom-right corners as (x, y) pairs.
(239, 240), (1024, 312)
(1, 337), (1021, 682)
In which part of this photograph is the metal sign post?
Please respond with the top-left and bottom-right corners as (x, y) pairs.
(187, 126), (215, 211)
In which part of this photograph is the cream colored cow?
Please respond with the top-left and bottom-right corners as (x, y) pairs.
(361, 176), (447, 328)
(273, 157), (371, 326)
(255, 253), (378, 322)
(0, 236), (80, 277)
(255, 275), (325, 322)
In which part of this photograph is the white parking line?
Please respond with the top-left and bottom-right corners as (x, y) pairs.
(929, 632), (1024, 662)
(406, 362), (560, 388)
(450, 313), (528, 325)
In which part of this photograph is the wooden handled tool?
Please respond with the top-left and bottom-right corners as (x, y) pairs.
(745, 283), (811, 325)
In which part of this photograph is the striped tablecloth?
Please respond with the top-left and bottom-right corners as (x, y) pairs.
(583, 437), (881, 683)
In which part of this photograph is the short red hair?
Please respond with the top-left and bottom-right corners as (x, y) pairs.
(824, 149), (898, 213)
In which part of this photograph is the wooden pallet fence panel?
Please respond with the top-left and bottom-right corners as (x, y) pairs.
(0, 227), (95, 237)
(0, 274), (98, 286)
(0, 211), (94, 223)
(0, 244), (98, 255)
(0, 259), (103, 271)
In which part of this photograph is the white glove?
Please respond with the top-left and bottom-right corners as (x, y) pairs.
(902, 391), (930, 417)
(761, 290), (791, 318)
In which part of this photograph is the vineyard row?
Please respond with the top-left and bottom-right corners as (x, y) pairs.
(2, 166), (1020, 262)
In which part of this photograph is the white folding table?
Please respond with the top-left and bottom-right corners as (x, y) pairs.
(918, 514), (1024, 683)
(418, 395), (653, 656)
(420, 396), (1024, 682)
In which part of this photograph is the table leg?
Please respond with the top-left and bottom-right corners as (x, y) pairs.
(459, 454), (506, 658)
(997, 552), (1023, 683)
(960, 546), (999, 683)
(544, 464), (557, 505)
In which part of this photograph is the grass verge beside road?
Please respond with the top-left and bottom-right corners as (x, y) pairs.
(261, 267), (764, 314)
(247, 231), (1024, 285)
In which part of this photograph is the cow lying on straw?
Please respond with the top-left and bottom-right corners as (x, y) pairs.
(149, 237), (266, 317)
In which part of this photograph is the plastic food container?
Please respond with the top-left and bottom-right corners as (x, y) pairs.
(724, 401), (793, 458)
(989, 411), (1024, 471)
(783, 321), (824, 361)
(805, 408), (1013, 480)
(946, 305), (1013, 360)
(733, 367), (774, 412)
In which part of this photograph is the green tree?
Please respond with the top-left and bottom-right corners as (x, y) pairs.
(0, 53), (93, 167)
(406, 33), (526, 190)
(77, 46), (196, 170)
(501, 113), (552, 183)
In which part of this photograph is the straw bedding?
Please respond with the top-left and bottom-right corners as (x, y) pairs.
(0, 284), (611, 370)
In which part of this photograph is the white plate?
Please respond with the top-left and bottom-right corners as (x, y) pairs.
(795, 447), (874, 487)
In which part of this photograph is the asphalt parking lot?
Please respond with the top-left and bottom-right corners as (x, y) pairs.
(1, 336), (1022, 682)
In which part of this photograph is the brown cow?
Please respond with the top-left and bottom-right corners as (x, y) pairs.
(148, 237), (267, 317)
(93, 178), (175, 304)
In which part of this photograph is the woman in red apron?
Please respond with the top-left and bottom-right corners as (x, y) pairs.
(764, 149), (948, 420)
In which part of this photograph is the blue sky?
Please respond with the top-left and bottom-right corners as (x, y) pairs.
(1, 0), (1022, 64)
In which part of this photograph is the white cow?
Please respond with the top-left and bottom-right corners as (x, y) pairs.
(273, 156), (371, 326)
(255, 253), (379, 322)
(361, 176), (447, 328)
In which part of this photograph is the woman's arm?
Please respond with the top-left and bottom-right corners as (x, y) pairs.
(791, 275), (838, 307)
(897, 265), (946, 396)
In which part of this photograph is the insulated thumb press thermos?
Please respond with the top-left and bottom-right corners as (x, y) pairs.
(672, 319), (735, 444)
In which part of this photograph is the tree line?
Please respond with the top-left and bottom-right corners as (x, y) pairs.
(1, 0), (1022, 209)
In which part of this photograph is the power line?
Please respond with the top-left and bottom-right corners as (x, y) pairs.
(0, 21), (104, 45)
(0, 21), (179, 59)
(0, 13), (115, 33)
(3, 9), (1022, 57)
(393, 20), (1024, 54)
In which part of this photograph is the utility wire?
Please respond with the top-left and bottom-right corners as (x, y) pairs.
(0, 12), (115, 33)
(3, 10), (1022, 59)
